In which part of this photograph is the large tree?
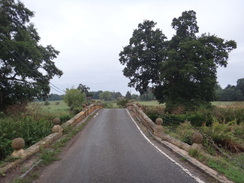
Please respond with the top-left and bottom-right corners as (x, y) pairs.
(119, 20), (167, 93)
(0, 0), (63, 111)
(119, 10), (236, 112)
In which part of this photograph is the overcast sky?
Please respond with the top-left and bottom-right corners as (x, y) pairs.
(21, 0), (244, 95)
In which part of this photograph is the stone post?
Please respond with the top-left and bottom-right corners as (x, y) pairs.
(191, 131), (203, 150)
(11, 138), (25, 158)
(154, 118), (164, 136)
(52, 118), (63, 134)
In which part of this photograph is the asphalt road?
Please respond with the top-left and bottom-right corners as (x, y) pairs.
(34, 109), (204, 183)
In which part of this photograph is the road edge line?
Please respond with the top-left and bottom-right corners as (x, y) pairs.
(126, 109), (205, 183)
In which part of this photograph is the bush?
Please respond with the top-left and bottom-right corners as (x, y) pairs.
(64, 89), (86, 112)
(187, 112), (213, 126)
(44, 101), (50, 106)
(117, 98), (129, 108)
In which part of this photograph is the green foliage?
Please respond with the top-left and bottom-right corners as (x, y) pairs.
(0, 101), (72, 161)
(142, 102), (244, 183)
(119, 20), (167, 94)
(189, 149), (201, 158)
(0, 0), (63, 112)
(175, 122), (195, 144)
(48, 94), (64, 101)
(215, 79), (244, 101)
(125, 91), (132, 100)
(101, 102), (114, 108)
(99, 91), (112, 101)
(39, 149), (60, 165)
(117, 98), (129, 108)
(139, 88), (156, 101)
(202, 121), (244, 153)
(206, 157), (244, 183)
(77, 83), (90, 97)
(236, 78), (244, 96)
(38, 100), (70, 114)
(0, 116), (52, 160)
(119, 10), (236, 113)
(213, 105), (244, 124)
(187, 110), (213, 126)
(64, 89), (86, 113)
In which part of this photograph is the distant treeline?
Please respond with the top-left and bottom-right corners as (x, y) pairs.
(46, 78), (244, 102)
(216, 78), (244, 101)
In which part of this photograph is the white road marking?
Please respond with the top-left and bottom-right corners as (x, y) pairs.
(94, 112), (99, 118)
(126, 109), (205, 183)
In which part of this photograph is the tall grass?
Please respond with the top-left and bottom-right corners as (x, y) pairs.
(0, 116), (52, 160)
(140, 102), (244, 183)
(0, 101), (72, 161)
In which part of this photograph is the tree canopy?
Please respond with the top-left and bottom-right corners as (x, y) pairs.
(64, 89), (86, 113)
(119, 10), (237, 112)
(99, 91), (112, 101)
(0, 0), (63, 111)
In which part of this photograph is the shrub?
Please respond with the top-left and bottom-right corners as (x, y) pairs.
(44, 101), (50, 106)
(117, 98), (129, 108)
(64, 89), (86, 112)
(161, 114), (186, 126)
(187, 112), (213, 126)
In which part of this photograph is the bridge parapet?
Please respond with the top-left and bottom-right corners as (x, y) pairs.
(0, 104), (102, 174)
(127, 102), (192, 152)
(127, 103), (156, 134)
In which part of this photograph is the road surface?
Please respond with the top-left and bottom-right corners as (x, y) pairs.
(34, 109), (205, 183)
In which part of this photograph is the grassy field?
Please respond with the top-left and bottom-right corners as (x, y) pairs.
(137, 100), (244, 107)
(35, 100), (70, 113)
(137, 100), (164, 106)
(212, 101), (244, 106)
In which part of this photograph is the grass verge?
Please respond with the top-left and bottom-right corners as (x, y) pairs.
(188, 149), (244, 183)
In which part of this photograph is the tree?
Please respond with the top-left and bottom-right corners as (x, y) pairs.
(119, 10), (236, 112)
(99, 91), (112, 101)
(236, 78), (244, 96)
(77, 84), (90, 95)
(64, 89), (86, 113)
(131, 94), (139, 100)
(139, 88), (155, 101)
(219, 85), (244, 101)
(214, 84), (223, 101)
(0, 0), (62, 111)
(90, 90), (103, 99)
(125, 91), (132, 100)
(217, 80), (244, 101)
(48, 94), (63, 101)
(111, 91), (123, 100)
(119, 20), (167, 94)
